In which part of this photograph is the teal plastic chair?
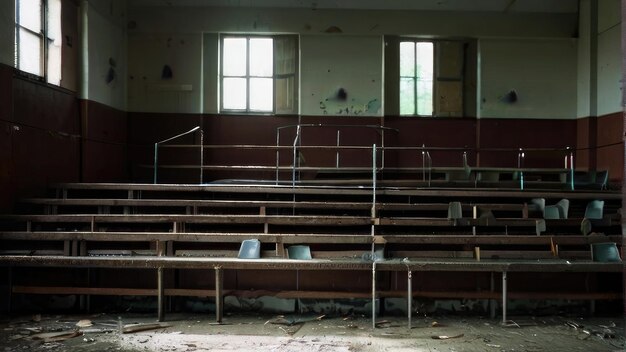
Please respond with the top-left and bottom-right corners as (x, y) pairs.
(238, 239), (261, 259)
(447, 202), (463, 220)
(287, 245), (312, 260)
(591, 242), (621, 262)
(594, 170), (608, 190)
(529, 198), (545, 217)
(584, 200), (604, 220)
(545, 199), (569, 219)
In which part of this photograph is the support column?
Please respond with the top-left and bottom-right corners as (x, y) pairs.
(215, 267), (223, 323)
(157, 267), (165, 322)
(407, 270), (412, 329)
(501, 271), (507, 324)
(371, 262), (376, 329)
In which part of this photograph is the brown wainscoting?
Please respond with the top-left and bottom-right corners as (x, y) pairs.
(79, 100), (129, 182)
(477, 118), (577, 168)
(596, 111), (624, 182)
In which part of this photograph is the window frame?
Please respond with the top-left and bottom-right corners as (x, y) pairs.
(14, 0), (61, 85)
(219, 34), (298, 115)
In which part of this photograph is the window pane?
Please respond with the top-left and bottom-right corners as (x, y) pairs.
(223, 38), (246, 76)
(399, 41), (415, 77)
(18, 28), (41, 76)
(223, 77), (246, 110)
(47, 0), (62, 85)
(415, 42), (433, 115)
(416, 80), (433, 116)
(249, 78), (273, 111)
(399, 78), (415, 115)
(275, 37), (296, 75)
(18, 0), (42, 32)
(249, 38), (273, 77)
(415, 42), (433, 80)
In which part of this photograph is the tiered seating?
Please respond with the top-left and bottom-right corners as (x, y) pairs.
(0, 182), (622, 324)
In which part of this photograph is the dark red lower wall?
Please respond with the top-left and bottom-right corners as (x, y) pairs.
(0, 63), (129, 212)
(576, 112), (624, 183)
(0, 64), (80, 212)
(80, 100), (129, 182)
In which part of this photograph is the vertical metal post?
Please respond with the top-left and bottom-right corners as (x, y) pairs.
(199, 130), (204, 184)
(153, 142), (159, 184)
(276, 130), (281, 184)
(407, 270), (412, 329)
(292, 125), (301, 188)
(490, 272), (496, 319)
(517, 148), (524, 190)
(501, 271), (507, 324)
(372, 262), (377, 329)
(421, 144), (426, 182)
(7, 267), (12, 313)
(215, 267), (223, 323)
(336, 130), (340, 168)
(157, 267), (165, 322)
(568, 147), (575, 191)
(372, 144), (377, 218)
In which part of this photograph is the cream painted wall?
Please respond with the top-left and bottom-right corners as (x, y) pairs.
(301, 35), (382, 116)
(480, 39), (577, 119)
(576, 0), (591, 118)
(127, 33), (202, 113)
(0, 1), (13, 66)
(86, 0), (127, 111)
(596, 0), (622, 116)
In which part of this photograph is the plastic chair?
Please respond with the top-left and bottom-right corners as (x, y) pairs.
(591, 242), (621, 262)
(238, 239), (261, 259)
(545, 199), (569, 219)
(529, 198), (545, 217)
(584, 200), (604, 220)
(287, 245), (312, 260)
(594, 170), (608, 190)
(447, 202), (463, 220)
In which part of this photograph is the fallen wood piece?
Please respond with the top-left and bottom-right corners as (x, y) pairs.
(431, 333), (464, 340)
(122, 323), (172, 334)
(76, 319), (93, 328)
(31, 330), (82, 342)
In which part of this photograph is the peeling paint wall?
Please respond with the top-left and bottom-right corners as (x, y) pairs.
(301, 35), (382, 117)
(596, 0), (622, 116)
(86, 0), (128, 111)
(128, 33), (202, 113)
(479, 38), (578, 119)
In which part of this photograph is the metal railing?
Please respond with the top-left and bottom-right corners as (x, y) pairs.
(153, 126), (203, 184)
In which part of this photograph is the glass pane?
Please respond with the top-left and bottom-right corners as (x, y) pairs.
(18, 28), (41, 76)
(415, 42), (434, 80)
(249, 38), (273, 77)
(46, 0), (62, 85)
(47, 0), (61, 41)
(416, 80), (433, 116)
(249, 78), (273, 111)
(223, 77), (246, 110)
(399, 78), (415, 115)
(18, 0), (42, 32)
(399, 41), (415, 77)
(223, 38), (246, 76)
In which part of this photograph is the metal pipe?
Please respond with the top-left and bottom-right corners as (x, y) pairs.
(153, 126), (202, 184)
(292, 125), (301, 187)
(199, 130), (204, 184)
(372, 262), (376, 329)
(157, 267), (164, 322)
(567, 147), (574, 190)
(336, 130), (340, 168)
(426, 151), (432, 187)
(421, 144), (426, 182)
(517, 148), (525, 190)
(215, 267), (223, 323)
(275, 130), (280, 184)
(372, 144), (377, 218)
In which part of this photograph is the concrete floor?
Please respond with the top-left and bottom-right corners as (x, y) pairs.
(0, 312), (624, 352)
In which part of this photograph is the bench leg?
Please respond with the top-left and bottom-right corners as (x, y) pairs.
(157, 267), (165, 322)
(407, 270), (412, 329)
(502, 271), (507, 324)
(215, 267), (223, 323)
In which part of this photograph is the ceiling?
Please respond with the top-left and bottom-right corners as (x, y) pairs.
(128, 0), (579, 13)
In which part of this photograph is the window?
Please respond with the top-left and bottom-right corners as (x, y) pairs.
(400, 41), (434, 115)
(220, 35), (298, 114)
(14, 0), (62, 85)
(388, 38), (472, 117)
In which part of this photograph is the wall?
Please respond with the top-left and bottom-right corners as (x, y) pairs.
(301, 35), (382, 116)
(596, 0), (622, 116)
(0, 1), (13, 66)
(479, 38), (578, 119)
(85, 0), (127, 111)
(127, 33), (203, 113)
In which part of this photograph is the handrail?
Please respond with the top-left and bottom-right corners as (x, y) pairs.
(292, 125), (302, 187)
(154, 126), (203, 184)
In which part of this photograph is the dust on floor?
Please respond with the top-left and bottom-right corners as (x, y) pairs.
(0, 313), (623, 352)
